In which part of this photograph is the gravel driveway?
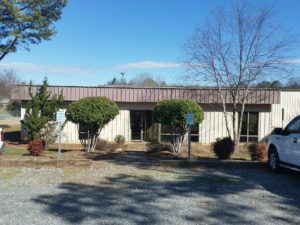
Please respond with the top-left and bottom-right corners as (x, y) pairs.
(1, 160), (300, 225)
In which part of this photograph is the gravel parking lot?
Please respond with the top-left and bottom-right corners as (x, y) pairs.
(1, 160), (300, 225)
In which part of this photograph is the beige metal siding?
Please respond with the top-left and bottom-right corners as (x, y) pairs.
(59, 109), (131, 143)
(199, 109), (234, 144)
(271, 91), (300, 129)
(20, 108), (26, 140)
(99, 110), (131, 141)
(20, 98), (274, 144)
(20, 102), (155, 143)
(61, 121), (79, 143)
(199, 104), (271, 143)
(258, 112), (271, 141)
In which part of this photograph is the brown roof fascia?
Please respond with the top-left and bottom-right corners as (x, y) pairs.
(12, 85), (280, 104)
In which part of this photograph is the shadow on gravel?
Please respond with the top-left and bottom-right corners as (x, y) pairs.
(33, 168), (300, 224)
(86, 150), (163, 168)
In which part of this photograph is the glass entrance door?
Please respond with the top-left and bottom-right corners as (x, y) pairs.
(130, 110), (153, 141)
(131, 111), (143, 141)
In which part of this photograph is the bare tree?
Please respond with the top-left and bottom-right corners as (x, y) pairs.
(130, 73), (167, 87)
(0, 70), (20, 99)
(184, 1), (295, 145)
(106, 73), (167, 87)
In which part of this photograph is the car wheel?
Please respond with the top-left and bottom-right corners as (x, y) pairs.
(268, 147), (280, 172)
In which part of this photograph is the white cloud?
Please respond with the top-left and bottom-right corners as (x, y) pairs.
(0, 60), (183, 75)
(0, 61), (92, 74)
(117, 60), (182, 70)
(282, 58), (300, 64)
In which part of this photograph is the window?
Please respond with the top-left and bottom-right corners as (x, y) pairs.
(239, 112), (259, 143)
(160, 124), (199, 142)
(286, 117), (300, 134)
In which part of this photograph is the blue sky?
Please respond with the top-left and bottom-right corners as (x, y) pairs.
(1, 0), (300, 86)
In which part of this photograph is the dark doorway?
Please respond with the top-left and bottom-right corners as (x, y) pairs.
(130, 110), (153, 141)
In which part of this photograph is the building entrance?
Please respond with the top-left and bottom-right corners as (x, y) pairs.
(130, 110), (153, 141)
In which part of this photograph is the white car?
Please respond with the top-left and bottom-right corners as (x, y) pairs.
(268, 115), (300, 172)
(0, 127), (4, 154)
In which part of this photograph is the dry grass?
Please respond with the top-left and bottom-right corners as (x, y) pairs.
(179, 142), (251, 160)
(95, 139), (126, 152)
(2, 139), (252, 163)
(0, 168), (19, 180)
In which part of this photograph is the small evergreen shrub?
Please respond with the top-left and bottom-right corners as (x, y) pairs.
(248, 142), (267, 161)
(114, 135), (125, 144)
(146, 142), (173, 153)
(212, 137), (235, 160)
(27, 139), (44, 156)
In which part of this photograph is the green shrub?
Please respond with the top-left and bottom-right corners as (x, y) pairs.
(248, 142), (267, 161)
(146, 142), (173, 153)
(212, 137), (235, 160)
(66, 96), (119, 152)
(153, 99), (204, 153)
(21, 78), (64, 140)
(27, 139), (44, 156)
(114, 134), (125, 144)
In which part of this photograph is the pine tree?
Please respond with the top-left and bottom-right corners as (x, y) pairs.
(21, 77), (64, 140)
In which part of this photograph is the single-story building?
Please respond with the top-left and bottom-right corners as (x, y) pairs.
(12, 85), (300, 144)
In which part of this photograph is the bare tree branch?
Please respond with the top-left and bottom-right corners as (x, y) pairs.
(183, 1), (296, 145)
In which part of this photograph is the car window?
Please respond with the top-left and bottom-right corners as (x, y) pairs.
(286, 117), (300, 134)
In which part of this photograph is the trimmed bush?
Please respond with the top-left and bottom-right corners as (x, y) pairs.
(27, 139), (44, 156)
(146, 142), (173, 153)
(248, 142), (267, 161)
(212, 137), (235, 160)
(114, 135), (125, 145)
(153, 99), (204, 153)
(66, 96), (119, 152)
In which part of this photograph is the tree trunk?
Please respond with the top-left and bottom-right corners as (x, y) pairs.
(218, 89), (232, 138)
(232, 101), (237, 145)
(171, 133), (186, 153)
(237, 89), (249, 145)
(77, 126), (100, 152)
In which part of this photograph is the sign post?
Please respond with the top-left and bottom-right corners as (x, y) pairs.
(56, 110), (65, 160)
(186, 112), (194, 161)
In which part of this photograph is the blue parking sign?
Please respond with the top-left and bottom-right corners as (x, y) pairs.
(186, 112), (194, 125)
(56, 111), (65, 123)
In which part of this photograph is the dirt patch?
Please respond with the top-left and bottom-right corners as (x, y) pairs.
(1, 141), (256, 170)
(159, 159), (267, 168)
(156, 143), (252, 161)
(0, 159), (92, 168)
